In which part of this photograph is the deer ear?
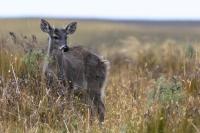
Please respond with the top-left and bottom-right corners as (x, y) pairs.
(40, 19), (52, 33)
(65, 22), (77, 34)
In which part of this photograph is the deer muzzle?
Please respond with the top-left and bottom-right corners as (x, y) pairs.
(59, 45), (69, 52)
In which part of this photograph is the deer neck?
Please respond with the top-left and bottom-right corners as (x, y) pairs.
(42, 36), (52, 76)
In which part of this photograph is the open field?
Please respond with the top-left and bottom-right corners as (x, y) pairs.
(1, 19), (200, 132)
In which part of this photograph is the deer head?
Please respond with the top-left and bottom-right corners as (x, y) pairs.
(40, 19), (77, 53)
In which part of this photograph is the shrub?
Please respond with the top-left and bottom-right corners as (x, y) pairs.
(148, 76), (184, 106)
(22, 50), (44, 77)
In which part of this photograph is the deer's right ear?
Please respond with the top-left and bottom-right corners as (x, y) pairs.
(40, 19), (52, 33)
(65, 22), (77, 34)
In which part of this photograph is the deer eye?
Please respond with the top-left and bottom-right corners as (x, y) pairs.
(53, 36), (59, 40)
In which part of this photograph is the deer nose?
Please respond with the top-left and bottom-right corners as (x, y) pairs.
(59, 44), (69, 52)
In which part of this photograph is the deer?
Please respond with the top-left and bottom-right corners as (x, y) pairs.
(40, 19), (109, 123)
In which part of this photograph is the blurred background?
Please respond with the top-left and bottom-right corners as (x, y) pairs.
(1, 0), (200, 132)
(1, 0), (200, 53)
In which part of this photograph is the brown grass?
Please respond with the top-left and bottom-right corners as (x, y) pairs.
(0, 19), (200, 132)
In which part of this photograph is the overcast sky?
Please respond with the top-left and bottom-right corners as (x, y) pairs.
(0, 0), (200, 20)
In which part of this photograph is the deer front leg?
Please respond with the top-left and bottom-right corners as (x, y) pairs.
(45, 70), (54, 88)
(56, 52), (66, 86)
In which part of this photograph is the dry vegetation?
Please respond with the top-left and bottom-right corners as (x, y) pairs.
(0, 19), (200, 132)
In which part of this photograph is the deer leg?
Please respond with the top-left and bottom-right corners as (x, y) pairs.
(65, 80), (74, 101)
(96, 98), (105, 123)
(57, 52), (65, 82)
(46, 72), (53, 88)
(57, 74), (66, 87)
(87, 95), (95, 124)
(89, 92), (105, 123)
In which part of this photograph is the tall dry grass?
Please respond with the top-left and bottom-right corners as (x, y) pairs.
(0, 20), (200, 132)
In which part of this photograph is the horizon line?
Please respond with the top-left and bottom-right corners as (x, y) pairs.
(1, 15), (200, 22)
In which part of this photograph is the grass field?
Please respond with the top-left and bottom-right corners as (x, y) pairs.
(1, 19), (200, 132)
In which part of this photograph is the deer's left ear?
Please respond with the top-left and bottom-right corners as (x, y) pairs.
(65, 22), (77, 34)
(40, 19), (53, 33)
